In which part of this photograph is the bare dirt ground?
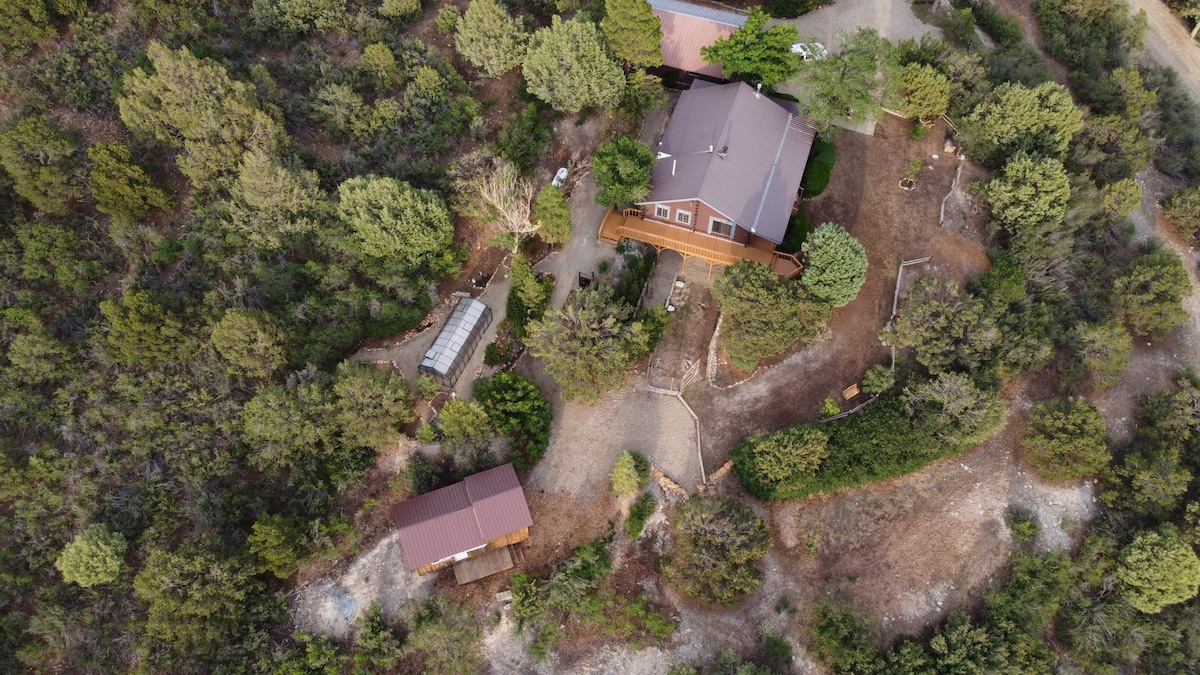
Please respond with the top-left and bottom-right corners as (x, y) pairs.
(519, 354), (705, 496)
(769, 382), (1097, 643)
(687, 114), (991, 460)
(648, 257), (718, 391)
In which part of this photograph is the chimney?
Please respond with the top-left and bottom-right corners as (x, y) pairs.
(756, 82), (762, 99)
(718, 145), (728, 159)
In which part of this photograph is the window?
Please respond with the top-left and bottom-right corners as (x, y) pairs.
(709, 218), (734, 238)
(676, 211), (691, 225)
(654, 204), (670, 219)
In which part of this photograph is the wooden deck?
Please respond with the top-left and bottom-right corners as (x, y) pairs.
(452, 546), (514, 584)
(599, 209), (802, 278)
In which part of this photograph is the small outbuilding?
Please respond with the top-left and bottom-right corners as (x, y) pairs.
(392, 463), (533, 584)
(419, 296), (492, 387)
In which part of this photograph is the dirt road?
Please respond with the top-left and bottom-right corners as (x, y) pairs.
(1129, 0), (1200, 102)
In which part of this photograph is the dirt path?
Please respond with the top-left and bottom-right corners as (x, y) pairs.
(1093, 167), (1200, 444)
(1129, 0), (1200, 101)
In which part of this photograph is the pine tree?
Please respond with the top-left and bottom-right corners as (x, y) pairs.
(531, 184), (572, 245)
(700, 8), (798, 86)
(601, 0), (663, 68)
(524, 16), (625, 113)
(454, 0), (528, 79)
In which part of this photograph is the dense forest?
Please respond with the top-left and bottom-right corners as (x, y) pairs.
(4, 0), (1200, 671)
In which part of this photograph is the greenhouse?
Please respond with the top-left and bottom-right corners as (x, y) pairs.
(419, 296), (493, 387)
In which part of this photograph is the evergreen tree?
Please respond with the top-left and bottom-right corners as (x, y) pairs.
(898, 62), (950, 125)
(87, 142), (173, 221)
(524, 16), (626, 113)
(455, 0), (528, 79)
(98, 290), (188, 368)
(1115, 248), (1192, 339)
(601, 0), (663, 68)
(118, 42), (285, 188)
(592, 136), (655, 206)
(960, 81), (1083, 168)
(663, 496), (770, 606)
(526, 283), (649, 402)
(793, 27), (897, 131)
(800, 222), (868, 308)
(701, 8), (799, 86)
(1118, 526), (1200, 614)
(210, 308), (287, 379)
(226, 149), (326, 249)
(531, 184), (572, 245)
(336, 175), (456, 289)
(1021, 398), (1110, 482)
(0, 115), (80, 215)
(55, 524), (127, 587)
(332, 360), (415, 450)
(713, 260), (831, 369)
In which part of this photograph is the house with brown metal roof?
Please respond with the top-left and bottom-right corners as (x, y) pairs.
(599, 81), (817, 277)
(392, 463), (532, 584)
(650, 0), (747, 79)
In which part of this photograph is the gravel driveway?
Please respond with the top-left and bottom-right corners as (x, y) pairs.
(1129, 0), (1200, 102)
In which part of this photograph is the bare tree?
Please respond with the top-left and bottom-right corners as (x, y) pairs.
(471, 157), (539, 253)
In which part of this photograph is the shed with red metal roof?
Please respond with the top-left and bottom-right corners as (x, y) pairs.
(392, 463), (532, 581)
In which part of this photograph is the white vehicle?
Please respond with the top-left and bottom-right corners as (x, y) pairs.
(790, 42), (828, 61)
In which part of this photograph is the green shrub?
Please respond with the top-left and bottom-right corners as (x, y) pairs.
(55, 524), (127, 587)
(610, 451), (651, 496)
(406, 455), (439, 494)
(625, 493), (657, 538)
(1021, 398), (1110, 482)
(811, 602), (878, 672)
(436, 5), (461, 32)
(1005, 506), (1040, 543)
(800, 139), (835, 197)
(961, 0), (1024, 46)
(496, 104), (551, 175)
(613, 249), (657, 307)
(780, 210), (813, 254)
(663, 496), (769, 606)
(861, 364), (894, 394)
(417, 373), (440, 400)
(483, 342), (507, 366)
(474, 372), (552, 469)
(750, 397), (952, 500)
(733, 426), (830, 499)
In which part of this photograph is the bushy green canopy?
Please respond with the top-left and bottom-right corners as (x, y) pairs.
(55, 524), (127, 587)
(732, 426), (830, 498)
(87, 142), (173, 221)
(592, 136), (654, 207)
(1021, 398), (1110, 482)
(601, 0), (663, 67)
(455, 0), (528, 78)
(793, 27), (897, 131)
(701, 8), (798, 86)
(118, 42), (285, 188)
(1117, 526), (1200, 614)
(801, 223), (868, 308)
(961, 81), (1083, 168)
(524, 17), (625, 113)
(336, 175), (456, 289)
(210, 308), (287, 379)
(713, 260), (830, 368)
(1115, 248), (1192, 339)
(663, 496), (770, 605)
(0, 115), (80, 215)
(526, 283), (649, 402)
